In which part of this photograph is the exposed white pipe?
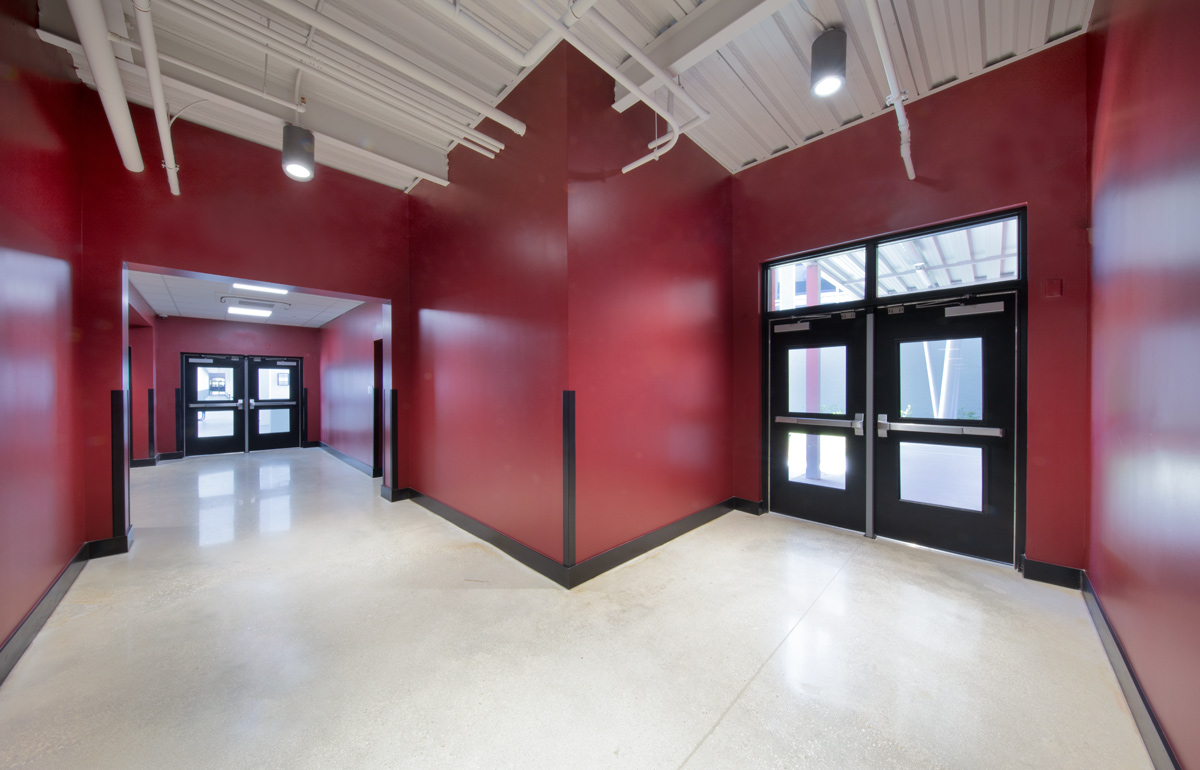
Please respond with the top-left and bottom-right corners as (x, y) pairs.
(587, 10), (709, 124)
(514, 0), (682, 173)
(161, 0), (503, 156)
(110, 32), (306, 114)
(415, 0), (600, 68)
(865, 0), (914, 180)
(647, 114), (705, 149)
(253, 0), (527, 136)
(64, 0), (145, 172)
(38, 30), (450, 187)
(133, 0), (180, 195)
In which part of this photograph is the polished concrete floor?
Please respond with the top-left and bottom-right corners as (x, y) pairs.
(0, 449), (1150, 769)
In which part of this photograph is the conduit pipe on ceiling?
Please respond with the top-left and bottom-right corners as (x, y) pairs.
(110, 32), (307, 113)
(133, 0), (181, 194)
(252, 0), (527, 136)
(39, 29), (451, 187)
(415, 0), (601, 68)
(65, 0), (144, 172)
(514, 0), (683, 173)
(161, 0), (502, 156)
(864, 0), (915, 180)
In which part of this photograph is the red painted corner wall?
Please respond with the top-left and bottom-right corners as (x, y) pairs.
(0, 66), (84, 646)
(408, 45), (570, 562)
(564, 48), (734, 561)
(1089, 0), (1200, 765)
(731, 38), (1093, 567)
(128, 282), (157, 460)
(153, 317), (321, 455)
(320, 302), (384, 469)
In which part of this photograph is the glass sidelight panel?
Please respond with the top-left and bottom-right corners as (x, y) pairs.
(899, 442), (983, 511)
(787, 432), (847, 489)
(197, 367), (235, 401)
(788, 346), (847, 414)
(769, 248), (867, 311)
(898, 338), (983, 420)
(877, 216), (1019, 298)
(257, 409), (291, 434)
(196, 410), (235, 438)
(257, 368), (291, 400)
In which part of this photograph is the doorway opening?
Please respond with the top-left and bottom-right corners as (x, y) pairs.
(762, 211), (1026, 564)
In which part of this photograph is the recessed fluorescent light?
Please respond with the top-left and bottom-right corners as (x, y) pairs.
(232, 283), (288, 295)
(228, 307), (272, 318)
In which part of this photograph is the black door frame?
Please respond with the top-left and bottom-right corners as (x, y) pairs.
(759, 208), (1028, 562)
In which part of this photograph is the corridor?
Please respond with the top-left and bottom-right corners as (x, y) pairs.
(0, 449), (1151, 769)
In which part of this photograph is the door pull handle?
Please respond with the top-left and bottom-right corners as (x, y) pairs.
(852, 413), (865, 436)
(877, 414), (890, 438)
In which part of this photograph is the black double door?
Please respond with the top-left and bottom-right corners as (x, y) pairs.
(768, 296), (1018, 563)
(183, 354), (301, 457)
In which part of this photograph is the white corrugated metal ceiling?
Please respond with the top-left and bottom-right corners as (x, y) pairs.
(37, 0), (1096, 193)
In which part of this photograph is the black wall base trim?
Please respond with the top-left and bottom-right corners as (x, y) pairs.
(88, 529), (133, 560)
(1083, 574), (1181, 770)
(131, 458), (157, 468)
(1021, 556), (1082, 589)
(301, 440), (321, 449)
(731, 497), (766, 515)
(0, 544), (87, 688)
(155, 452), (183, 462)
(380, 485), (414, 502)
(411, 492), (570, 585)
(317, 442), (374, 477)
(410, 493), (736, 589)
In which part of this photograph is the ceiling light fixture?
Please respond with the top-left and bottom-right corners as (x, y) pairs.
(228, 307), (272, 318)
(282, 124), (315, 182)
(811, 27), (847, 97)
(232, 283), (289, 295)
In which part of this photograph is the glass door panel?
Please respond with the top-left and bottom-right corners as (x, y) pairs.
(247, 357), (300, 451)
(768, 313), (867, 531)
(183, 355), (245, 456)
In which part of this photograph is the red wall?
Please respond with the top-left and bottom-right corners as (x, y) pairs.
(0, 63), (84, 645)
(731, 38), (1093, 567)
(409, 45), (570, 561)
(75, 95), (409, 540)
(320, 302), (383, 469)
(1089, 0), (1200, 765)
(153, 317), (321, 454)
(128, 282), (156, 460)
(564, 50), (733, 561)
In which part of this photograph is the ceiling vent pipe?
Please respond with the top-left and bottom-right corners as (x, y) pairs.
(865, 0), (915, 180)
(65, 0), (144, 172)
(132, 0), (181, 195)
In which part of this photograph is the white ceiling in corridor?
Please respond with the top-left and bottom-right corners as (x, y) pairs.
(39, 0), (1096, 192)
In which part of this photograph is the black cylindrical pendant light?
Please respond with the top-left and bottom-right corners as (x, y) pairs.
(282, 124), (315, 181)
(811, 27), (847, 97)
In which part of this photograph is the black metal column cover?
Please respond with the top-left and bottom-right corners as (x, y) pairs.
(300, 387), (308, 444)
(174, 388), (183, 454)
(389, 389), (399, 490)
(110, 390), (129, 537)
(147, 388), (155, 457)
(563, 391), (576, 567)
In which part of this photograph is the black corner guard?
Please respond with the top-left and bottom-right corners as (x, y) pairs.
(1020, 556), (1083, 589)
(409, 493), (736, 589)
(380, 485), (414, 503)
(1082, 574), (1181, 770)
(731, 497), (766, 515)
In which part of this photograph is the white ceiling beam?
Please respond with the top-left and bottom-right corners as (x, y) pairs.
(611, 0), (792, 113)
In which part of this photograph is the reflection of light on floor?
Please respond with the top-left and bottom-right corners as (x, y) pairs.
(259, 464), (291, 490)
(198, 504), (235, 545)
(787, 433), (847, 489)
(259, 496), (291, 533)
(198, 470), (234, 498)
